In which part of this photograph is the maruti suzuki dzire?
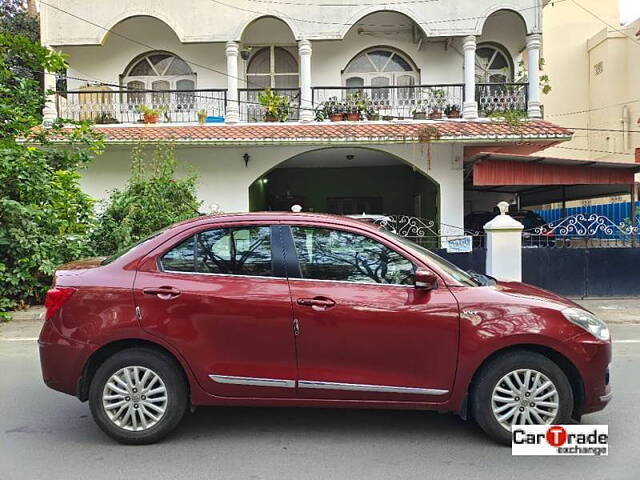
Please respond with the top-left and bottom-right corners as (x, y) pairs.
(38, 213), (612, 444)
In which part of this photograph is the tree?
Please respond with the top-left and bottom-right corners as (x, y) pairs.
(0, 32), (104, 319)
(90, 142), (201, 256)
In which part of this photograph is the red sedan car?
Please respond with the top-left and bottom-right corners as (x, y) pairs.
(38, 213), (611, 445)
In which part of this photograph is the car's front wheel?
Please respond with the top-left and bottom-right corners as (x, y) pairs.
(89, 347), (188, 444)
(471, 351), (574, 445)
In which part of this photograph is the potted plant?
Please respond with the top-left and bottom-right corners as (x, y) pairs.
(258, 88), (290, 122)
(365, 100), (380, 121)
(318, 97), (345, 122)
(137, 105), (167, 124)
(197, 109), (207, 125)
(427, 88), (447, 120)
(444, 103), (461, 119)
(94, 111), (119, 124)
(412, 99), (428, 120)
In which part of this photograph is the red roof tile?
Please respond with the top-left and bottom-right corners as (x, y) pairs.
(50, 120), (573, 144)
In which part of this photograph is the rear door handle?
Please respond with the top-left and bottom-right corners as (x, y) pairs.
(143, 286), (181, 299)
(297, 297), (336, 310)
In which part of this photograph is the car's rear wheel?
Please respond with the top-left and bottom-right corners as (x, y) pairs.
(89, 348), (187, 444)
(471, 351), (574, 445)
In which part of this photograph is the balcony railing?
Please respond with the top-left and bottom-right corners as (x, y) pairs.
(476, 83), (528, 116)
(238, 88), (301, 122)
(56, 89), (227, 124)
(53, 82), (529, 124)
(311, 84), (465, 120)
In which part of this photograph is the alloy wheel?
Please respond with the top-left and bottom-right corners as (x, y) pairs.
(491, 368), (560, 431)
(102, 366), (168, 431)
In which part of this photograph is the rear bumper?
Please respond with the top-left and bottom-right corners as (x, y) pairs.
(38, 318), (96, 397)
(561, 332), (612, 415)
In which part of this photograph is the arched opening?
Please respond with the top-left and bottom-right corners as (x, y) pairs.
(476, 9), (529, 115)
(248, 147), (439, 225)
(239, 16), (300, 121)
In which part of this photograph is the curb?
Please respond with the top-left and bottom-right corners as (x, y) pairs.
(8, 307), (44, 323)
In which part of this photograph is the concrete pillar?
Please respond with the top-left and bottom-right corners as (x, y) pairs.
(484, 201), (524, 282)
(298, 39), (313, 122)
(225, 41), (240, 124)
(526, 33), (543, 119)
(462, 35), (478, 120)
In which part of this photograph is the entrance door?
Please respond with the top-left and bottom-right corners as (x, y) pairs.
(284, 225), (460, 401)
(134, 224), (297, 398)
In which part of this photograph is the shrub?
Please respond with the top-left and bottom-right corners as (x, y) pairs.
(0, 32), (103, 316)
(90, 142), (201, 256)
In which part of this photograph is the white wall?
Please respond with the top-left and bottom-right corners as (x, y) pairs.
(42, 0), (542, 46)
(80, 142), (465, 228)
(59, 11), (530, 93)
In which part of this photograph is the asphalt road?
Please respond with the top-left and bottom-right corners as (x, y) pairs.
(1, 320), (639, 480)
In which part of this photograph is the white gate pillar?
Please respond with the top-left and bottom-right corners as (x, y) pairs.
(484, 202), (524, 282)
(225, 41), (241, 124)
(42, 49), (58, 127)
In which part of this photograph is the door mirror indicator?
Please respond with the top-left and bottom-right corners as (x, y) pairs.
(414, 269), (437, 290)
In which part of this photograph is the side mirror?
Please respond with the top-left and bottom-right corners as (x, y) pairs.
(414, 268), (437, 290)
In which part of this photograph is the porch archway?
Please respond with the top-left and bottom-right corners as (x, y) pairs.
(248, 147), (440, 225)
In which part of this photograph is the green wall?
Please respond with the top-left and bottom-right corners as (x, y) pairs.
(249, 165), (438, 221)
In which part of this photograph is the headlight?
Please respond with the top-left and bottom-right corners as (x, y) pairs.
(562, 308), (610, 341)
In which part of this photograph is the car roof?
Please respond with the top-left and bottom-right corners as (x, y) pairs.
(171, 211), (384, 233)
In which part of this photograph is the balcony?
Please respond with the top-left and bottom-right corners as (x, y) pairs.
(54, 82), (529, 125)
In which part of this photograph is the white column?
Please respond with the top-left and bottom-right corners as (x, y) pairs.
(225, 41), (240, 124)
(42, 54), (58, 127)
(462, 35), (478, 120)
(526, 33), (543, 119)
(298, 39), (313, 122)
(484, 202), (524, 282)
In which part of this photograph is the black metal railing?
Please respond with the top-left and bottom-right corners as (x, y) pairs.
(312, 84), (465, 121)
(55, 89), (227, 124)
(476, 82), (528, 116)
(238, 88), (301, 122)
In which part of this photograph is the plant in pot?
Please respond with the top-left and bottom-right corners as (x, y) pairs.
(137, 105), (165, 124)
(197, 109), (207, 125)
(345, 92), (365, 121)
(364, 99), (380, 121)
(412, 99), (428, 120)
(427, 88), (447, 120)
(258, 88), (290, 122)
(444, 103), (461, 119)
(320, 97), (345, 122)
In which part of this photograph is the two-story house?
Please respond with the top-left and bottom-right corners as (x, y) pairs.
(40, 0), (592, 235)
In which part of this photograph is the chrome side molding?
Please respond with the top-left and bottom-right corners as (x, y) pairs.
(209, 374), (296, 389)
(209, 374), (448, 396)
(297, 380), (448, 396)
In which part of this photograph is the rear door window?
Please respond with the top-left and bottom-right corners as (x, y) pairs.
(161, 226), (274, 277)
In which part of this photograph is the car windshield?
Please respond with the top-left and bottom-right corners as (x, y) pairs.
(379, 229), (481, 287)
(100, 228), (168, 265)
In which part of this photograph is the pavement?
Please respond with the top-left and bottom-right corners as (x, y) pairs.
(1, 313), (640, 479)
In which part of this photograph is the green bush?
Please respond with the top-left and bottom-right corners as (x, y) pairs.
(0, 32), (104, 317)
(91, 142), (201, 256)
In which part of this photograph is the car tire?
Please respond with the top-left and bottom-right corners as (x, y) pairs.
(471, 351), (574, 445)
(89, 347), (188, 445)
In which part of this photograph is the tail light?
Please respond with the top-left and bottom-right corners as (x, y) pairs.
(44, 287), (77, 321)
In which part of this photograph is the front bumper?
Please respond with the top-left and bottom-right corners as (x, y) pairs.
(561, 332), (612, 415)
(38, 318), (96, 397)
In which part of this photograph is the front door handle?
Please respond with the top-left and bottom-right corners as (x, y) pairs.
(297, 297), (336, 310)
(143, 286), (181, 300)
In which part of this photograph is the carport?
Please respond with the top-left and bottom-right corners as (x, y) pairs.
(464, 152), (640, 223)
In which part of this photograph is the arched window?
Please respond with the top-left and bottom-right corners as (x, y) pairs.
(246, 46), (299, 89)
(123, 52), (196, 99)
(475, 44), (513, 83)
(342, 48), (419, 90)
